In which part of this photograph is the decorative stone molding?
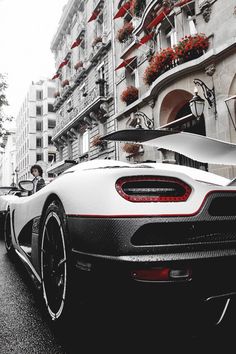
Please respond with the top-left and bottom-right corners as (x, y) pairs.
(205, 63), (216, 76)
(199, 1), (212, 22)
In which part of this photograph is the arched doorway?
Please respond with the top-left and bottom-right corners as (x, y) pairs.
(159, 90), (208, 170)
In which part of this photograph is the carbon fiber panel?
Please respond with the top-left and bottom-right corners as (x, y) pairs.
(68, 192), (236, 259)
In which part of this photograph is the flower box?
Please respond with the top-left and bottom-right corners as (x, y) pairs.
(122, 143), (141, 155)
(74, 61), (83, 70)
(61, 79), (69, 88)
(91, 135), (107, 150)
(120, 86), (139, 105)
(117, 22), (134, 43)
(92, 36), (103, 47)
(174, 33), (209, 63)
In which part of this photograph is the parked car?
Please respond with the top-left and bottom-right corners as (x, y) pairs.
(2, 129), (236, 333)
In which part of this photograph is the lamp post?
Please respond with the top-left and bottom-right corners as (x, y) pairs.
(189, 78), (217, 119)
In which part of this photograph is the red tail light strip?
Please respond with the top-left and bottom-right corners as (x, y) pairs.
(116, 176), (192, 202)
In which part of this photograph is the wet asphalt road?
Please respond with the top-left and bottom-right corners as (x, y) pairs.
(0, 237), (236, 353)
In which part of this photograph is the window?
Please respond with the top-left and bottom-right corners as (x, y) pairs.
(82, 130), (89, 154)
(36, 121), (42, 131)
(36, 90), (43, 100)
(36, 106), (43, 116)
(48, 136), (52, 145)
(36, 153), (43, 161)
(48, 153), (56, 163)
(48, 119), (56, 129)
(36, 137), (42, 147)
(48, 103), (54, 112)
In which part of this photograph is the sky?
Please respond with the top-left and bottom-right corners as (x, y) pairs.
(0, 0), (68, 118)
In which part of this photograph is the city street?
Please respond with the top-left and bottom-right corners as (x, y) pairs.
(0, 237), (236, 353)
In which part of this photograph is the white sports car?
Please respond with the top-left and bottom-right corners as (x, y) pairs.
(1, 129), (236, 331)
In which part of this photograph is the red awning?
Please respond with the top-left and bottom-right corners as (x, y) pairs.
(174, 0), (192, 7)
(71, 38), (82, 49)
(58, 59), (69, 69)
(113, 1), (131, 19)
(51, 73), (60, 80)
(136, 33), (154, 48)
(146, 8), (171, 30)
(115, 56), (136, 71)
(88, 9), (100, 22)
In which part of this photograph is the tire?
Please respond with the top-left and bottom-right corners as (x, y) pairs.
(4, 209), (15, 256)
(40, 200), (73, 323)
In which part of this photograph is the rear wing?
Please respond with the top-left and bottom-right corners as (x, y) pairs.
(101, 129), (236, 166)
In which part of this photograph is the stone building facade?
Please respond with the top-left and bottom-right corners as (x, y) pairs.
(15, 79), (56, 181)
(50, 0), (236, 178)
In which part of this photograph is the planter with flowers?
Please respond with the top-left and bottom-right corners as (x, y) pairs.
(61, 79), (69, 88)
(143, 47), (176, 85)
(91, 135), (107, 151)
(74, 61), (83, 71)
(122, 142), (141, 155)
(174, 33), (209, 63)
(120, 85), (139, 105)
(117, 22), (134, 43)
(54, 91), (60, 98)
(92, 36), (103, 48)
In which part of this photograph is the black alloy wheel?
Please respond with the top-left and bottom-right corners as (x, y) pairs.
(40, 201), (72, 322)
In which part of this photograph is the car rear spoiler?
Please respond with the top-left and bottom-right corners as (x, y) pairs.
(101, 129), (236, 166)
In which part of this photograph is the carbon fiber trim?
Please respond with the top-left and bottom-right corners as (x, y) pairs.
(68, 192), (236, 260)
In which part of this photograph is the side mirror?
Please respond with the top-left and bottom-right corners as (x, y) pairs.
(18, 180), (34, 192)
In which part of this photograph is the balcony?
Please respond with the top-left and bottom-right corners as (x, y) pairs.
(53, 81), (111, 139)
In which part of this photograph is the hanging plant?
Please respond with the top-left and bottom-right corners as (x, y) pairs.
(122, 142), (141, 155)
(120, 85), (139, 105)
(91, 135), (107, 150)
(117, 21), (134, 43)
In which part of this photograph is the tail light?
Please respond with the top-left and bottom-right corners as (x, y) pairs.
(131, 267), (192, 282)
(116, 176), (191, 202)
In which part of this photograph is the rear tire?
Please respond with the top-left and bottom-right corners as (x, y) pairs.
(40, 200), (73, 323)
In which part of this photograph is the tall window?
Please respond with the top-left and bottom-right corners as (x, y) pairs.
(36, 121), (42, 131)
(36, 137), (42, 148)
(48, 119), (56, 129)
(48, 103), (54, 112)
(36, 90), (43, 100)
(36, 106), (43, 116)
(36, 153), (43, 161)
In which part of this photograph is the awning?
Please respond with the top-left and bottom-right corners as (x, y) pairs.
(136, 33), (154, 48)
(51, 73), (60, 80)
(46, 159), (77, 175)
(174, 0), (193, 7)
(146, 8), (171, 30)
(58, 59), (69, 69)
(115, 56), (136, 71)
(113, 1), (131, 19)
(71, 38), (82, 49)
(88, 9), (100, 22)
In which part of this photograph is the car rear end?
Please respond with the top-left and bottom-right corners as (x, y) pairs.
(66, 165), (236, 329)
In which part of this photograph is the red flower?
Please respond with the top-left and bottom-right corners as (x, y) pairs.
(120, 86), (139, 105)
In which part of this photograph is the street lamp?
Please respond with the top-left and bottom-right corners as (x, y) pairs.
(134, 111), (154, 129)
(189, 86), (205, 119)
(189, 78), (217, 119)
